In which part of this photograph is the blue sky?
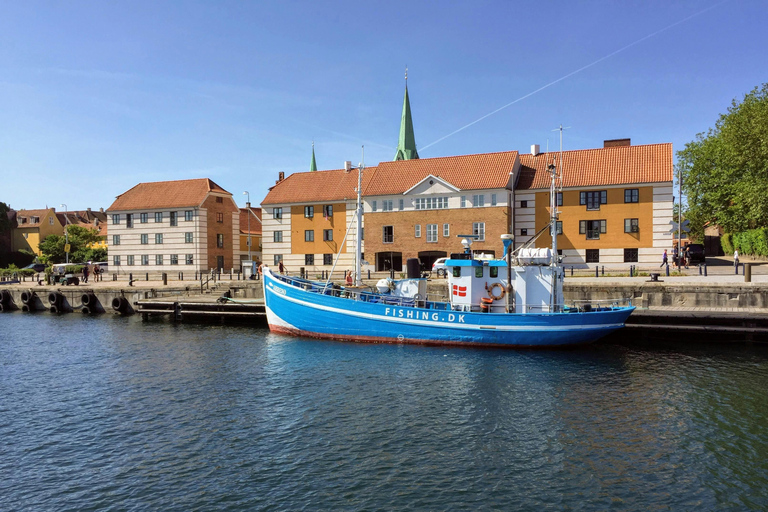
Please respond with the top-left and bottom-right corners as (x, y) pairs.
(1, 0), (765, 212)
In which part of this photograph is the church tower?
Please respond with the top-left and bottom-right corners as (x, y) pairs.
(394, 68), (419, 161)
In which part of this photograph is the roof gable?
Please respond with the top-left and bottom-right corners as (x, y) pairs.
(108, 178), (231, 211)
(403, 174), (460, 195)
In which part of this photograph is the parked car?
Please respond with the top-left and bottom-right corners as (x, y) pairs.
(22, 263), (46, 272)
(685, 244), (706, 265)
(432, 257), (448, 277)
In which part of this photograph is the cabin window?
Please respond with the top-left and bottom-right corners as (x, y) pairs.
(625, 189), (639, 203)
(452, 267), (461, 277)
(490, 267), (499, 278)
(475, 266), (484, 278)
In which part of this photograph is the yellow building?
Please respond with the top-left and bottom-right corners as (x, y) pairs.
(12, 208), (64, 256)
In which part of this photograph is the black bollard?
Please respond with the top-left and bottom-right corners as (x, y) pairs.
(368, 270), (371, 280)
(595, 267), (599, 278)
(665, 263), (670, 277)
(571, 266), (574, 276)
(601, 265), (605, 276)
(146, 273), (149, 281)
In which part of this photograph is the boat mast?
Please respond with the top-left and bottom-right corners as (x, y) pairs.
(356, 147), (364, 286)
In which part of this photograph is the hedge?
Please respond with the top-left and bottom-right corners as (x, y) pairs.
(724, 228), (768, 257)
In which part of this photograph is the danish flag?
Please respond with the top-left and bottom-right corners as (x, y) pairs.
(452, 285), (467, 297)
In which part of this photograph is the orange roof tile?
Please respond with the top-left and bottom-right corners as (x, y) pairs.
(261, 168), (377, 205)
(517, 143), (672, 190)
(364, 151), (519, 196)
(108, 179), (231, 211)
(240, 207), (262, 235)
(16, 209), (54, 228)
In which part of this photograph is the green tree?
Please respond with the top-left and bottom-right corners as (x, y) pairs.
(39, 225), (103, 264)
(677, 83), (768, 234)
(0, 202), (10, 233)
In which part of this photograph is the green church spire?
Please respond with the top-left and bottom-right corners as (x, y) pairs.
(310, 141), (317, 172)
(394, 67), (419, 161)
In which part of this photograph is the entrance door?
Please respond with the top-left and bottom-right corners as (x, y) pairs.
(418, 251), (447, 271)
(217, 255), (224, 270)
(376, 252), (403, 271)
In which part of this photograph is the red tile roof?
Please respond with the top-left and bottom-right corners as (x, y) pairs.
(364, 151), (519, 196)
(261, 168), (377, 205)
(108, 179), (231, 211)
(16, 209), (54, 228)
(240, 207), (262, 235)
(517, 143), (672, 190)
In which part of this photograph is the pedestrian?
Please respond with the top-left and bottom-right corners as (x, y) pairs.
(278, 260), (286, 274)
(82, 264), (90, 283)
(660, 249), (668, 268)
(673, 245), (679, 268)
(346, 271), (353, 286)
(734, 249), (739, 270)
(684, 245), (690, 269)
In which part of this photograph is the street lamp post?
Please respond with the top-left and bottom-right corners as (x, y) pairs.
(243, 191), (251, 263)
(60, 203), (69, 264)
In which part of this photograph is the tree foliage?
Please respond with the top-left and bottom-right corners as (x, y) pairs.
(677, 83), (768, 234)
(38, 225), (104, 264)
(0, 202), (10, 233)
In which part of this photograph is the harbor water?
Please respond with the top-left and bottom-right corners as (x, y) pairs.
(1, 313), (767, 510)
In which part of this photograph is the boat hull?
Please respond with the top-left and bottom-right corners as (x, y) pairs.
(263, 271), (634, 348)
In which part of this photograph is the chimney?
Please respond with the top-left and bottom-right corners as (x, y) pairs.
(531, 144), (540, 156)
(276, 171), (285, 184)
(87, 207), (91, 212)
(604, 138), (631, 148)
(100, 207), (104, 213)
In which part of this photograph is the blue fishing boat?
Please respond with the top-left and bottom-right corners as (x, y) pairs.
(262, 158), (634, 348)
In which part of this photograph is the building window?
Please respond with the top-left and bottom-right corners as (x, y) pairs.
(274, 231), (283, 243)
(580, 220), (606, 239)
(323, 254), (333, 265)
(155, 254), (163, 265)
(141, 255), (149, 266)
(556, 192), (563, 207)
(217, 234), (224, 248)
(624, 218), (639, 233)
(415, 225), (421, 238)
(49, 217), (54, 225)
(170, 254), (179, 265)
(520, 200), (528, 208)
(274, 254), (283, 265)
(216, 197), (223, 203)
(304, 206), (314, 218)
(624, 248), (638, 262)
(372, 201), (377, 212)
(170, 211), (177, 226)
(323, 229), (333, 241)
(141, 234), (148, 245)
(427, 224), (438, 242)
(586, 249), (600, 263)
(383, 226), (394, 244)
(443, 223), (450, 237)
(185, 210), (194, 221)
(127, 255), (134, 266)
(112, 235), (120, 245)
(216, 212), (224, 223)
(460, 196), (466, 208)
(473, 194), (485, 207)
(580, 191), (607, 210)
(126, 214), (133, 228)
(399, 199), (404, 211)
(155, 212), (163, 223)
(113, 255), (120, 266)
(305, 254), (314, 265)
(155, 233), (163, 244)
(491, 193), (497, 206)
(382, 200), (393, 211)
(323, 205), (333, 218)
(273, 207), (282, 219)
(185, 232), (193, 243)
(473, 222), (485, 241)
(140, 213), (148, 223)
(112, 214), (120, 224)
(520, 228), (528, 236)
(550, 221), (563, 235)
(625, 189), (639, 203)
(186, 254), (194, 265)
(305, 230), (314, 242)
(414, 197), (448, 210)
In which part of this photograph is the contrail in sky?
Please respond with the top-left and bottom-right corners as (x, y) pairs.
(420, 1), (728, 152)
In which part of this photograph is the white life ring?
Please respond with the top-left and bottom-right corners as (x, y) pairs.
(488, 282), (506, 301)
